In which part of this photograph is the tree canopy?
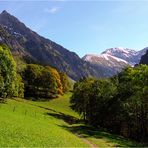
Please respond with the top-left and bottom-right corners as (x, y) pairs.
(23, 64), (70, 99)
(0, 44), (22, 99)
(70, 65), (148, 142)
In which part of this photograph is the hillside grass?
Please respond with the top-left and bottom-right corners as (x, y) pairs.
(0, 96), (88, 147)
(0, 92), (145, 147)
(31, 93), (78, 118)
(31, 92), (144, 147)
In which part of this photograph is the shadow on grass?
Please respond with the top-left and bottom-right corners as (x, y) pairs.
(60, 124), (142, 147)
(46, 111), (144, 147)
(46, 112), (83, 125)
(10, 98), (146, 147)
(12, 98), (58, 113)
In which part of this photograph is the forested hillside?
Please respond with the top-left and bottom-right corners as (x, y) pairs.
(71, 65), (148, 142)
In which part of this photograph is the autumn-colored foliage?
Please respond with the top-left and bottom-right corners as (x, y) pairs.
(23, 64), (70, 99)
(46, 66), (63, 95)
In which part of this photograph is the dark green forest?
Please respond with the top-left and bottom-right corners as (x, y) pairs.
(71, 65), (148, 142)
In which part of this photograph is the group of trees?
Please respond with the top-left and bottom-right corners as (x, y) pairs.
(71, 65), (148, 142)
(23, 64), (71, 99)
(0, 44), (70, 101)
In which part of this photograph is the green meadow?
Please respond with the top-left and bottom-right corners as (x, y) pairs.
(0, 93), (144, 147)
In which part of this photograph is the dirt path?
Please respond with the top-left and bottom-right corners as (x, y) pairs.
(76, 134), (98, 148)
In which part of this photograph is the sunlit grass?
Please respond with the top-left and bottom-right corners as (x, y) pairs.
(0, 98), (88, 147)
(0, 93), (145, 147)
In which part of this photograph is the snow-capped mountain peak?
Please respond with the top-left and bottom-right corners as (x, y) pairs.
(101, 47), (147, 66)
(83, 53), (128, 64)
(102, 47), (136, 57)
(103, 47), (131, 54)
(82, 47), (148, 77)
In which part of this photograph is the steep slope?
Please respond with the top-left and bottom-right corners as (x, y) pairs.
(83, 53), (129, 76)
(0, 10), (103, 80)
(102, 47), (147, 66)
(83, 47), (148, 76)
(0, 24), (29, 57)
(140, 48), (148, 64)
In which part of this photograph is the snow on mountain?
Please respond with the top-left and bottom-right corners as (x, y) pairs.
(82, 47), (148, 77)
(0, 10), (106, 80)
(83, 53), (128, 65)
(102, 47), (147, 66)
(83, 53), (128, 68)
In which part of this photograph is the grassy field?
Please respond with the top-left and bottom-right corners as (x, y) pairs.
(0, 93), (145, 147)
(0, 95), (87, 147)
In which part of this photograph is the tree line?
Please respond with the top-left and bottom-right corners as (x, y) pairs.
(0, 44), (71, 101)
(71, 65), (148, 142)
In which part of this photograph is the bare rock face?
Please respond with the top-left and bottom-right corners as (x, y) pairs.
(140, 49), (148, 64)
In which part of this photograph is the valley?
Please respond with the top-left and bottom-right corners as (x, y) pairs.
(0, 8), (148, 147)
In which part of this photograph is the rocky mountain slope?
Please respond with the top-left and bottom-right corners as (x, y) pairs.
(83, 52), (128, 65)
(83, 47), (147, 75)
(83, 52), (129, 76)
(1, 10), (147, 79)
(0, 10), (104, 80)
(140, 48), (148, 64)
(102, 47), (147, 66)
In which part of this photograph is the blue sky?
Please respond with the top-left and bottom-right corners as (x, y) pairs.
(1, 1), (148, 57)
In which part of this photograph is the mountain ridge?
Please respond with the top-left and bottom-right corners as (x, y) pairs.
(1, 10), (147, 80)
(83, 47), (147, 76)
(102, 47), (147, 66)
(0, 10), (104, 80)
(83, 47), (148, 66)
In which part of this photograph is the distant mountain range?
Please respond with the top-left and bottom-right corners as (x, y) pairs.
(102, 47), (147, 66)
(0, 10), (147, 80)
(83, 51), (129, 77)
(83, 47), (147, 75)
(0, 10), (104, 80)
